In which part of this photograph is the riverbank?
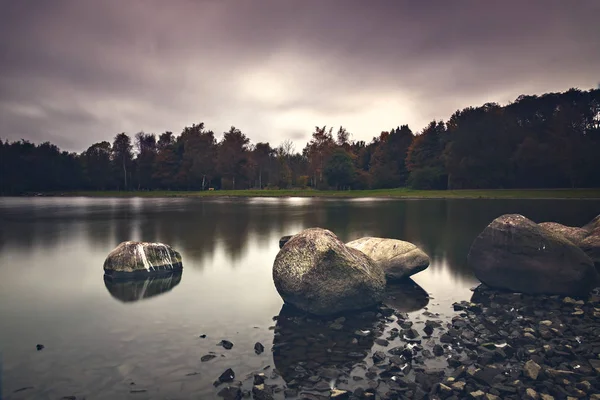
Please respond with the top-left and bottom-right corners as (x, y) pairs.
(28, 188), (600, 199)
(215, 285), (600, 400)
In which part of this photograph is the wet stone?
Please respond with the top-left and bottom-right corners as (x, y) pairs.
(219, 340), (234, 350)
(254, 342), (265, 354)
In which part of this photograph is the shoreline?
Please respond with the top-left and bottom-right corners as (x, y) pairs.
(7, 188), (600, 200)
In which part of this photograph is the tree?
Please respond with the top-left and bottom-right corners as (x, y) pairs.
(406, 121), (448, 189)
(153, 132), (179, 189)
(369, 125), (414, 188)
(303, 126), (336, 188)
(217, 126), (250, 189)
(82, 141), (112, 190)
(252, 142), (273, 188)
(111, 133), (133, 190)
(178, 123), (217, 190)
(135, 132), (157, 190)
(324, 148), (356, 189)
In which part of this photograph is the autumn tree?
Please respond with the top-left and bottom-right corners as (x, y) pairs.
(303, 126), (336, 188)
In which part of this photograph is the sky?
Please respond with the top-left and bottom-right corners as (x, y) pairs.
(1, 1), (599, 153)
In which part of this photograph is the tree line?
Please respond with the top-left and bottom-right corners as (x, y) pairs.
(1, 87), (599, 194)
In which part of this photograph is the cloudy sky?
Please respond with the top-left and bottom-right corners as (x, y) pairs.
(1, 0), (599, 153)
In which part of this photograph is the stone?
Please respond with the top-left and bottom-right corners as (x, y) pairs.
(346, 237), (430, 280)
(218, 368), (235, 383)
(330, 389), (350, 399)
(252, 384), (274, 400)
(217, 386), (242, 400)
(201, 354), (216, 362)
(272, 228), (386, 315)
(538, 222), (588, 245)
(525, 388), (539, 400)
(581, 234), (600, 268)
(36, 344), (44, 351)
(433, 344), (444, 357)
(467, 214), (598, 296)
(372, 351), (386, 363)
(523, 359), (541, 380)
(469, 390), (485, 399)
(254, 342), (265, 354)
(219, 340), (234, 350)
(451, 381), (466, 391)
(103, 241), (182, 279)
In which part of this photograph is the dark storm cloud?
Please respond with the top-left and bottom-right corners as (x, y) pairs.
(1, 0), (599, 152)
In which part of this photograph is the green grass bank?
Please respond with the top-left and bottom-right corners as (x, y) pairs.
(42, 188), (600, 199)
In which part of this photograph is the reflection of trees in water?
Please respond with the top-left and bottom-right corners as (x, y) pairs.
(3, 198), (599, 278)
(103, 273), (182, 302)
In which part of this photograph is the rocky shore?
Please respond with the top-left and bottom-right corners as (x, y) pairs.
(214, 284), (600, 400)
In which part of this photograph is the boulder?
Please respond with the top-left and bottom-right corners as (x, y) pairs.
(346, 237), (430, 280)
(582, 215), (600, 267)
(467, 214), (597, 296)
(272, 228), (386, 315)
(104, 241), (182, 279)
(581, 234), (600, 269)
(538, 222), (588, 245)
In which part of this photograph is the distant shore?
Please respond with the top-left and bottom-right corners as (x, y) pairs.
(17, 188), (600, 199)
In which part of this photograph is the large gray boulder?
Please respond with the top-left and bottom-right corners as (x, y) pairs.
(104, 241), (183, 279)
(538, 222), (588, 245)
(346, 237), (430, 281)
(467, 214), (597, 296)
(538, 214), (600, 268)
(273, 228), (386, 315)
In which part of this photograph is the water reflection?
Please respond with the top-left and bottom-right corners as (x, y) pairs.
(383, 278), (429, 313)
(103, 273), (182, 303)
(272, 304), (382, 383)
(2, 197), (599, 285)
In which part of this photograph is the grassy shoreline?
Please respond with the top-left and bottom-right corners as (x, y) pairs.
(25, 188), (600, 199)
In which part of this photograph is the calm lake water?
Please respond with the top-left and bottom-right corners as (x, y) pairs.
(0, 197), (598, 399)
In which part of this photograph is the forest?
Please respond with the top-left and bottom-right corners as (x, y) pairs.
(1, 88), (599, 194)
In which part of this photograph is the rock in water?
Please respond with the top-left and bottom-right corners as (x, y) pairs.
(467, 214), (597, 296)
(538, 222), (588, 245)
(104, 241), (182, 279)
(346, 237), (430, 281)
(272, 228), (386, 315)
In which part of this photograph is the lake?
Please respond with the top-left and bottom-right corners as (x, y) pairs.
(0, 197), (598, 399)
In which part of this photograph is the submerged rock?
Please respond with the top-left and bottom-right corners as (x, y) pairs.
(467, 214), (597, 296)
(103, 273), (182, 302)
(104, 241), (182, 279)
(273, 228), (386, 315)
(346, 237), (430, 280)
